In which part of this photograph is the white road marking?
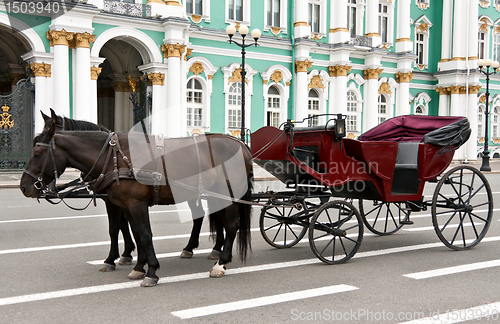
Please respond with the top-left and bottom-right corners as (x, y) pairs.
(171, 285), (359, 319)
(403, 259), (500, 280)
(2, 236), (500, 307)
(399, 301), (500, 323)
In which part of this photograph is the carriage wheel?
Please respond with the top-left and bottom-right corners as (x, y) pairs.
(359, 200), (410, 235)
(431, 165), (493, 250)
(308, 200), (363, 264)
(259, 203), (309, 248)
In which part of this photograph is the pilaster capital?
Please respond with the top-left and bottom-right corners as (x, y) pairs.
(46, 29), (74, 47)
(148, 72), (165, 86)
(435, 87), (450, 95)
(90, 66), (102, 80)
(74, 32), (96, 49)
(161, 43), (186, 58)
(469, 85), (482, 94)
(30, 63), (51, 77)
(447, 85), (461, 95)
(295, 59), (312, 73)
(459, 86), (467, 95)
(395, 71), (414, 83)
(363, 68), (383, 80)
(328, 65), (352, 77)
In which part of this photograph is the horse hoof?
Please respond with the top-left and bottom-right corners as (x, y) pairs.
(140, 277), (159, 287)
(99, 263), (116, 272)
(118, 257), (133, 265)
(209, 262), (226, 278)
(207, 249), (221, 260)
(128, 270), (146, 280)
(179, 250), (193, 258)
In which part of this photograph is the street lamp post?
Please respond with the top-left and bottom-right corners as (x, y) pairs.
(226, 25), (261, 143)
(477, 58), (499, 172)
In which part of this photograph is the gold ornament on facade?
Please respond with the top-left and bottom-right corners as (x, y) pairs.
(148, 73), (165, 86)
(90, 66), (102, 80)
(435, 87), (450, 96)
(208, 74), (214, 80)
(469, 85), (482, 94)
(363, 68), (383, 80)
(417, 2), (429, 10)
(161, 43), (186, 58)
(0, 105), (14, 129)
(74, 32), (96, 48)
(311, 34), (322, 40)
(46, 29), (74, 47)
(228, 68), (248, 85)
(381, 43), (391, 50)
(416, 22), (429, 34)
(395, 71), (414, 83)
(447, 85), (461, 95)
(347, 133), (356, 139)
(329, 65), (352, 77)
(190, 14), (202, 23)
(285, 81), (291, 86)
(165, 0), (182, 6)
(229, 129), (241, 137)
(479, 94), (486, 104)
(378, 82), (392, 95)
(30, 63), (51, 77)
(479, 18), (489, 31)
(270, 70), (283, 84)
(271, 27), (281, 36)
(184, 48), (193, 61)
(190, 129), (203, 136)
(295, 59), (312, 73)
(308, 75), (325, 91)
(478, 137), (485, 144)
(263, 79), (268, 85)
(479, 0), (490, 9)
(189, 62), (205, 76)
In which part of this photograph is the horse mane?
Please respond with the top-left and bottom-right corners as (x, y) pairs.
(62, 117), (110, 133)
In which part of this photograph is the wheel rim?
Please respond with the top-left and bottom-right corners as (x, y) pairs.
(432, 166), (493, 250)
(308, 200), (363, 264)
(359, 200), (410, 235)
(259, 204), (308, 248)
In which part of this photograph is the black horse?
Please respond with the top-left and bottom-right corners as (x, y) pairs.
(21, 115), (253, 287)
(37, 109), (224, 272)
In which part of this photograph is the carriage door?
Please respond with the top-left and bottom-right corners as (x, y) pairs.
(0, 78), (34, 170)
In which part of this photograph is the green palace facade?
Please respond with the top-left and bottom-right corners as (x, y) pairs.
(2, 0), (500, 162)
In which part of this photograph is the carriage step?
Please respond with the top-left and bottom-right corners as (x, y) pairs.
(400, 220), (414, 225)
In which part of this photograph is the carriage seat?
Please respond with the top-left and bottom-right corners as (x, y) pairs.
(395, 142), (419, 169)
(392, 142), (420, 195)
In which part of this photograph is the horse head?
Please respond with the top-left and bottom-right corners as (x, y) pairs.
(20, 113), (68, 198)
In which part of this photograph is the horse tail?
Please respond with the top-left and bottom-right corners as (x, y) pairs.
(237, 168), (253, 262)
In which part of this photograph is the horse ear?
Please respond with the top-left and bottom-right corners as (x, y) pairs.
(47, 118), (57, 139)
(41, 110), (50, 122)
(50, 108), (57, 120)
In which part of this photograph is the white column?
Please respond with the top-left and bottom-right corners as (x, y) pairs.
(294, 0), (310, 38)
(363, 68), (382, 132)
(466, 87), (480, 161)
(395, 0), (412, 52)
(449, 86), (461, 116)
(365, 0), (381, 47)
(73, 33), (94, 122)
(440, 0), (452, 62)
(330, 0), (350, 44)
(396, 83), (410, 116)
(452, 0), (464, 60)
(47, 29), (73, 118)
(113, 89), (125, 132)
(468, 0), (479, 60)
(438, 89), (450, 116)
(294, 59), (311, 122)
(331, 65), (351, 115)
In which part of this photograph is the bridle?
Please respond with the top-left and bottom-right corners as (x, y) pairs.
(23, 139), (59, 192)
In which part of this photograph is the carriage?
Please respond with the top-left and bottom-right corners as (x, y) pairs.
(250, 115), (493, 265)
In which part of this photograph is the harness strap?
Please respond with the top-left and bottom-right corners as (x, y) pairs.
(153, 134), (164, 206)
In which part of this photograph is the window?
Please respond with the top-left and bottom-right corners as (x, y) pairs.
(493, 107), (499, 138)
(416, 33), (425, 65)
(228, 83), (242, 128)
(347, 0), (357, 37)
(415, 105), (424, 115)
(308, 89), (320, 127)
(478, 32), (486, 60)
(308, 2), (320, 34)
(266, 0), (280, 27)
(378, 3), (389, 43)
(266, 85), (281, 127)
(186, 79), (203, 128)
(378, 94), (388, 124)
(228, 0), (243, 21)
(494, 33), (500, 62)
(346, 90), (358, 131)
(478, 106), (484, 137)
(186, 0), (202, 15)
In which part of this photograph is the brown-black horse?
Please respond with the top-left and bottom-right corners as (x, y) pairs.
(21, 115), (253, 287)
(38, 109), (224, 272)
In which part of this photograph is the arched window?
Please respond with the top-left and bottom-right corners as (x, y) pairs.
(228, 83), (242, 128)
(478, 106), (484, 138)
(186, 78), (203, 128)
(415, 105), (425, 115)
(346, 90), (358, 131)
(266, 85), (281, 127)
(378, 94), (388, 124)
(347, 0), (357, 37)
(493, 107), (499, 138)
(308, 89), (320, 127)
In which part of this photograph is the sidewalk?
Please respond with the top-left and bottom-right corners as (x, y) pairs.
(2, 160), (499, 189)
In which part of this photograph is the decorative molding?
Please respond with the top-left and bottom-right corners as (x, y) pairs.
(189, 62), (205, 76)
(469, 85), (482, 94)
(479, 17), (489, 31)
(378, 82), (392, 95)
(295, 59), (312, 73)
(329, 27), (349, 33)
(90, 66), (102, 80)
(479, 93), (486, 103)
(363, 68), (383, 80)
(364, 32), (381, 37)
(263, 79), (268, 85)
(271, 27), (281, 36)
(479, 0), (490, 9)
(294, 21), (309, 27)
(148, 72), (165, 86)
(165, 0), (182, 6)
(286, 81), (291, 86)
(447, 85), (462, 95)
(395, 37), (412, 43)
(208, 74), (214, 80)
(74, 32), (96, 49)
(190, 14), (202, 23)
(308, 75), (325, 91)
(329, 65), (352, 77)
(46, 29), (74, 47)
(270, 70), (283, 84)
(395, 71), (414, 83)
(161, 43), (187, 58)
(228, 68), (248, 85)
(185, 48), (193, 61)
(435, 87), (450, 95)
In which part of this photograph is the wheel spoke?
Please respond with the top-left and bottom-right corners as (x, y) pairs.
(440, 210), (458, 232)
(469, 212), (489, 223)
(339, 237), (348, 257)
(319, 236), (334, 256)
(467, 212), (480, 240)
(271, 223), (284, 243)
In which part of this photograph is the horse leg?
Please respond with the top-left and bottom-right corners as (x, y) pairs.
(207, 210), (224, 260)
(124, 211), (147, 280)
(100, 200), (122, 272)
(118, 213), (135, 265)
(180, 199), (205, 258)
(209, 205), (238, 278)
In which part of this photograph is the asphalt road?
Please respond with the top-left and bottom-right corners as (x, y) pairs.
(1, 175), (500, 323)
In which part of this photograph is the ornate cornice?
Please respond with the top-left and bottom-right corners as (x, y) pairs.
(328, 65), (352, 77)
(295, 59), (312, 73)
(90, 66), (102, 80)
(161, 43), (186, 58)
(189, 62), (204, 75)
(363, 68), (383, 80)
(74, 32), (96, 49)
(395, 71), (414, 83)
(46, 29), (74, 47)
(308, 75), (325, 91)
(148, 72), (165, 86)
(30, 63), (51, 77)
